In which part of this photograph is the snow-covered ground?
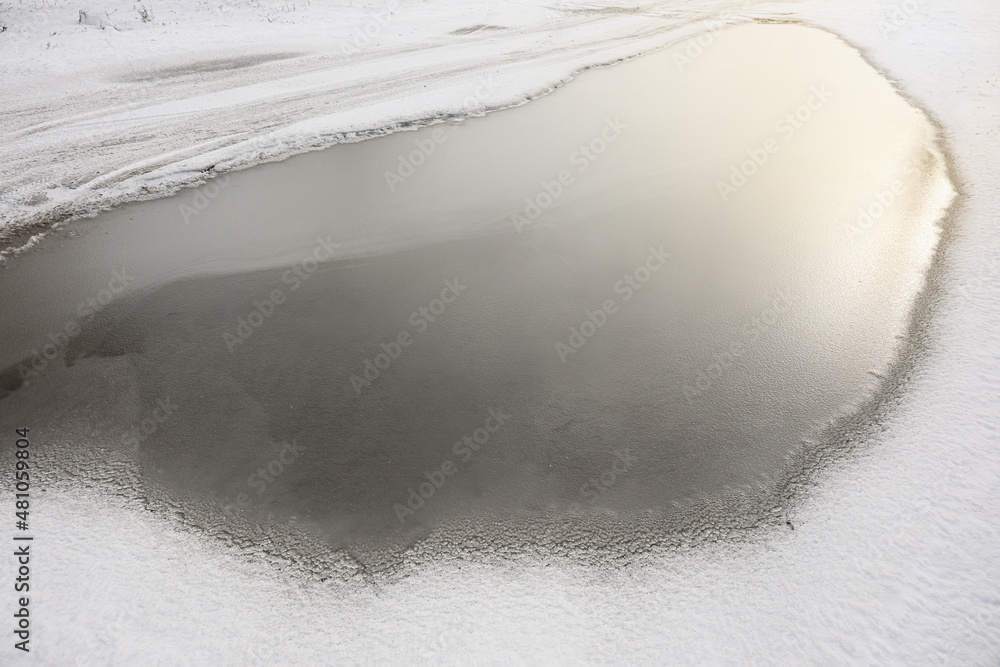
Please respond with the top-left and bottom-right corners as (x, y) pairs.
(1, 0), (998, 664)
(0, 0), (761, 249)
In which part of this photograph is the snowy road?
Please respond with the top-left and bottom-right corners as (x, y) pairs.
(0, 0), (765, 249)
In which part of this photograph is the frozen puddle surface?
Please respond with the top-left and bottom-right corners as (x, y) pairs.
(0, 24), (953, 563)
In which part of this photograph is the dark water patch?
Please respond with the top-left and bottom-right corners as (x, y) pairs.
(0, 24), (954, 567)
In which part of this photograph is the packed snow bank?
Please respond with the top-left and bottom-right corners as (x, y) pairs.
(0, 0), (761, 249)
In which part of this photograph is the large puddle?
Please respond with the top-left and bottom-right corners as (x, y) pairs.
(0, 24), (954, 561)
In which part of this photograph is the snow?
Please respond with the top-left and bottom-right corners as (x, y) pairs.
(1, 0), (998, 664)
(0, 0), (756, 248)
